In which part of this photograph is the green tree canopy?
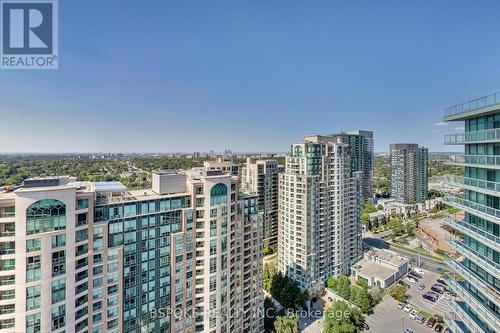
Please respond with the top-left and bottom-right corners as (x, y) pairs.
(274, 315), (298, 333)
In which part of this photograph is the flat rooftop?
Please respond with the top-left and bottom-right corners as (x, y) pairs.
(353, 258), (398, 280)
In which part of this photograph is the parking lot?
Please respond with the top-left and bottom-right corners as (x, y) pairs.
(404, 269), (450, 317)
(364, 268), (452, 333)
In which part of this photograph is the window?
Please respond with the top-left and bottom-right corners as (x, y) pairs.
(52, 234), (66, 248)
(52, 250), (66, 277)
(26, 312), (41, 333)
(76, 213), (87, 227)
(26, 285), (41, 310)
(52, 304), (66, 330)
(77, 199), (88, 209)
(26, 256), (41, 282)
(52, 278), (66, 304)
(210, 183), (228, 206)
(26, 239), (41, 252)
(76, 229), (88, 242)
(26, 199), (66, 235)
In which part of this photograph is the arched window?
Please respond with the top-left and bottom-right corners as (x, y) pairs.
(26, 199), (66, 235)
(210, 183), (228, 206)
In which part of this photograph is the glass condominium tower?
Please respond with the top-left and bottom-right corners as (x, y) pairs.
(443, 92), (500, 333)
(0, 169), (264, 333)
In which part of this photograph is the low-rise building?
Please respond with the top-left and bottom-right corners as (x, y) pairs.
(351, 248), (409, 288)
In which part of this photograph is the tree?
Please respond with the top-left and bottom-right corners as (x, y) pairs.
(263, 263), (279, 292)
(324, 301), (362, 333)
(349, 286), (373, 314)
(274, 315), (298, 333)
(327, 275), (351, 300)
(390, 285), (408, 302)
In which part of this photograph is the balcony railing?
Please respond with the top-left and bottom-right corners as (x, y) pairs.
(444, 254), (499, 309)
(446, 236), (500, 278)
(443, 297), (486, 333)
(445, 128), (500, 145)
(0, 213), (14, 219)
(446, 155), (500, 168)
(444, 312), (468, 333)
(445, 92), (500, 118)
(444, 194), (500, 224)
(444, 273), (500, 331)
(445, 175), (500, 194)
(444, 218), (500, 250)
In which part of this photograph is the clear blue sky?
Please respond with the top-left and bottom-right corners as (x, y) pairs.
(1, 0), (500, 153)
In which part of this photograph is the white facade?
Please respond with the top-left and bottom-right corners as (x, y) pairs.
(278, 135), (363, 296)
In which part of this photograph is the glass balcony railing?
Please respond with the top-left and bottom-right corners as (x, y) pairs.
(444, 194), (500, 223)
(445, 128), (500, 145)
(445, 236), (500, 278)
(444, 312), (469, 333)
(446, 155), (500, 168)
(445, 92), (500, 118)
(444, 254), (499, 309)
(444, 273), (500, 331)
(444, 218), (500, 250)
(445, 175), (500, 194)
(443, 297), (485, 333)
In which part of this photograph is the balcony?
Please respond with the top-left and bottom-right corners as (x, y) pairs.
(444, 219), (499, 250)
(444, 194), (500, 225)
(445, 175), (500, 196)
(444, 92), (500, 121)
(444, 273), (500, 331)
(445, 236), (500, 278)
(444, 313), (469, 333)
(445, 128), (500, 145)
(443, 297), (486, 333)
(444, 254), (499, 309)
(445, 155), (500, 169)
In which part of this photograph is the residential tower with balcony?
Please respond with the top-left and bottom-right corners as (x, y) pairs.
(442, 92), (500, 333)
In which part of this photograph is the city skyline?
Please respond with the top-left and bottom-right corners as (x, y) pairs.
(2, 1), (500, 153)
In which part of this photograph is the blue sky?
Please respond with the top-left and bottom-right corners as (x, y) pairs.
(1, 0), (500, 153)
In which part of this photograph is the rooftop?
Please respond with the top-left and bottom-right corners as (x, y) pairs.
(352, 258), (399, 280)
(444, 91), (500, 121)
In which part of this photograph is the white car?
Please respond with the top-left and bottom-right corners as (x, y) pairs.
(413, 268), (424, 275)
(406, 277), (418, 284)
(404, 304), (412, 312)
(409, 309), (418, 320)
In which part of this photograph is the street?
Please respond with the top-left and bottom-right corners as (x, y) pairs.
(363, 237), (444, 273)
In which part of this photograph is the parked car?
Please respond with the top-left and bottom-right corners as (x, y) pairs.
(404, 329), (413, 333)
(404, 304), (412, 312)
(418, 284), (425, 290)
(437, 277), (448, 286)
(427, 317), (437, 328)
(410, 270), (423, 278)
(417, 314), (426, 324)
(409, 271), (422, 279)
(359, 322), (370, 330)
(407, 277), (418, 284)
(399, 280), (410, 288)
(423, 292), (438, 303)
(413, 268), (425, 275)
(397, 302), (406, 309)
(435, 323), (444, 332)
(444, 328), (453, 333)
(409, 309), (418, 320)
(431, 284), (445, 294)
